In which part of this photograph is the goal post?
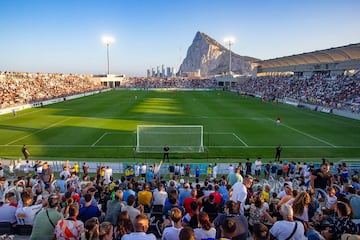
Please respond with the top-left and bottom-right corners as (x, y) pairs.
(136, 125), (204, 153)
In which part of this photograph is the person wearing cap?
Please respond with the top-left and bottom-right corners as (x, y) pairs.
(29, 194), (63, 240)
(80, 186), (98, 207)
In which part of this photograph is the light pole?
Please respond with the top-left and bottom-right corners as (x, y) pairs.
(102, 36), (114, 75)
(224, 37), (235, 74)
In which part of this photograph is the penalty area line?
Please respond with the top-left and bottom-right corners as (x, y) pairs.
(91, 132), (108, 147)
(232, 133), (249, 147)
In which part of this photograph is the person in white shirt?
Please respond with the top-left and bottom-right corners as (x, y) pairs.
(270, 204), (305, 240)
(194, 212), (216, 240)
(230, 175), (253, 215)
(141, 163), (147, 179)
(162, 208), (183, 240)
(104, 166), (113, 184)
(59, 166), (71, 179)
(152, 184), (168, 206)
(228, 164), (234, 174)
(255, 158), (262, 177)
(212, 163), (218, 179)
(134, 163), (140, 180)
(122, 214), (156, 240)
(16, 192), (44, 225)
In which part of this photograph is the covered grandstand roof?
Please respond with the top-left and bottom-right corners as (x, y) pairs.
(256, 43), (360, 69)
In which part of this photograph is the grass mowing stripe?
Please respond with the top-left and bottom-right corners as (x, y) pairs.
(266, 118), (337, 148)
(6, 117), (73, 145)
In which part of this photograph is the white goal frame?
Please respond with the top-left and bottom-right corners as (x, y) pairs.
(136, 125), (204, 153)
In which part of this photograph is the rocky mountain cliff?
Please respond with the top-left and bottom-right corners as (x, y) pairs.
(179, 31), (259, 77)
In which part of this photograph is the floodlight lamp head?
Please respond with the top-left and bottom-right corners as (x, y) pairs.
(224, 37), (235, 45)
(102, 36), (115, 45)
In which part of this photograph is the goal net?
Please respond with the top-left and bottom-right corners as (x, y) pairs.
(136, 125), (204, 153)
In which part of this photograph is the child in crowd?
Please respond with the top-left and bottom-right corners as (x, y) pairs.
(326, 187), (337, 211)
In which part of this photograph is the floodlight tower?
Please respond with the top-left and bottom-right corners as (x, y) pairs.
(102, 36), (115, 75)
(224, 37), (235, 74)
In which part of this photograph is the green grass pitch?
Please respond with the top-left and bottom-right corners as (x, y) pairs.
(1, 90), (360, 163)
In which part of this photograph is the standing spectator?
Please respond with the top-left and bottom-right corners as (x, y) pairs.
(105, 190), (125, 226)
(141, 163), (147, 179)
(255, 158), (262, 177)
(22, 144), (30, 160)
(230, 175), (253, 215)
(152, 183), (167, 206)
(162, 208), (183, 240)
(121, 214), (156, 240)
(185, 164), (191, 180)
(206, 164), (212, 178)
(82, 162), (89, 176)
(30, 194), (63, 240)
(163, 144), (170, 162)
(195, 166), (200, 181)
(264, 162), (271, 180)
(228, 164), (234, 174)
(104, 166), (113, 185)
(311, 163), (332, 191)
(245, 158), (252, 175)
(179, 164), (185, 177)
(16, 192), (43, 225)
(212, 163), (218, 179)
(227, 167), (243, 186)
(138, 183), (152, 212)
(82, 217), (100, 240)
(275, 145), (281, 161)
(41, 162), (54, 184)
(54, 203), (84, 240)
(134, 163), (140, 180)
(121, 194), (143, 223)
(169, 164), (175, 180)
(194, 212), (216, 240)
(78, 194), (101, 223)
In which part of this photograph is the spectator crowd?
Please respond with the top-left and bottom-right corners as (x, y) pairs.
(0, 156), (359, 240)
(237, 74), (360, 113)
(0, 71), (106, 109)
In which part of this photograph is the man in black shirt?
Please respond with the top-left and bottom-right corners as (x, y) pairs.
(311, 163), (332, 190)
(163, 144), (170, 162)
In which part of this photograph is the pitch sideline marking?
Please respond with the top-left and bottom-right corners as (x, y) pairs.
(6, 117), (73, 145)
(267, 118), (337, 148)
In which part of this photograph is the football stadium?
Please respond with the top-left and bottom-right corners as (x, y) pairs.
(1, 1), (360, 240)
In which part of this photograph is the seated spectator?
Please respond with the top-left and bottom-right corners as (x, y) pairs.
(182, 201), (199, 229)
(269, 204), (305, 240)
(201, 194), (220, 222)
(322, 201), (359, 239)
(252, 223), (269, 240)
(121, 214), (156, 240)
(55, 203), (84, 240)
(213, 200), (248, 240)
(219, 218), (237, 239)
(248, 195), (275, 231)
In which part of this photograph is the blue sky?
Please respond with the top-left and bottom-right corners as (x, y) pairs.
(0, 0), (359, 77)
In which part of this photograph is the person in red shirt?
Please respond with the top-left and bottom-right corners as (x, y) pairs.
(210, 185), (223, 206)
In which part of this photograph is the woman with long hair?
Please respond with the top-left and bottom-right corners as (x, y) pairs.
(291, 191), (311, 229)
(194, 212), (216, 240)
(114, 211), (133, 240)
(81, 217), (100, 240)
(249, 195), (275, 232)
(322, 201), (359, 239)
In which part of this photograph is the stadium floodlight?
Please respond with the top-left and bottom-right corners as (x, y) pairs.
(102, 36), (115, 75)
(136, 125), (204, 153)
(224, 37), (235, 74)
